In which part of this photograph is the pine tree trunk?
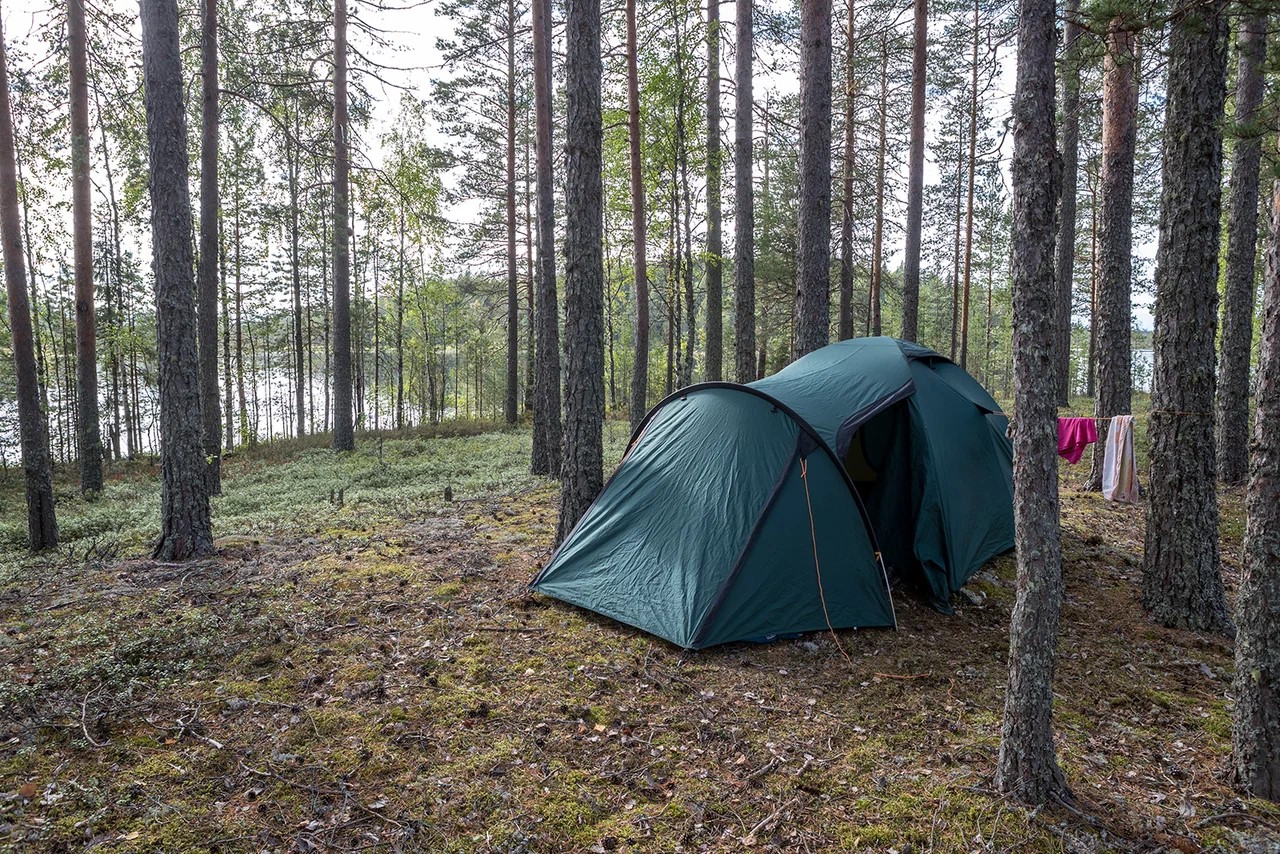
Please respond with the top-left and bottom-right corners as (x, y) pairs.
(289, 139), (305, 439)
(900, 0), (926, 342)
(869, 41), (887, 338)
(220, 220), (233, 449)
(996, 0), (1067, 805)
(1086, 19), (1137, 491)
(332, 0), (355, 451)
(140, 0), (212, 560)
(837, 0), (855, 342)
(198, 0), (221, 492)
(1233, 160), (1280, 802)
(1054, 0), (1081, 404)
(705, 0), (722, 380)
(505, 0), (519, 425)
(69, 0), (102, 496)
(794, 0), (832, 358)
(1143, 0), (1232, 636)
(0, 19), (57, 550)
(1217, 15), (1267, 486)
(626, 0), (649, 430)
(959, 0), (978, 369)
(531, 0), (562, 475)
(557, 0), (604, 543)
(733, 0), (756, 381)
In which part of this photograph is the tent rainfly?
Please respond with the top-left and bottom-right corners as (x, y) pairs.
(531, 337), (1015, 649)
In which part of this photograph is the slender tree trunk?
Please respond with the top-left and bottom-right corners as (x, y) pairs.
(1217, 15), (1267, 486)
(531, 0), (562, 474)
(140, 0), (213, 560)
(1054, 0), (1081, 403)
(234, 163), (251, 446)
(289, 138), (305, 440)
(869, 39), (887, 337)
(525, 134), (535, 415)
(1086, 19), (1138, 491)
(1086, 177), (1097, 397)
(626, 0), (650, 430)
(0, 20), (57, 550)
(901, 0), (926, 342)
(996, 0), (1066, 804)
(734, 0), (756, 381)
(838, 0), (855, 341)
(705, 0), (723, 380)
(332, 0), (355, 451)
(505, 0), (519, 425)
(397, 210), (406, 429)
(198, 0), (221, 491)
(69, 0), (102, 495)
(1143, 0), (1232, 635)
(794, 0), (833, 357)
(959, 0), (978, 369)
(951, 131), (963, 358)
(1233, 152), (1280, 801)
(220, 219), (233, 449)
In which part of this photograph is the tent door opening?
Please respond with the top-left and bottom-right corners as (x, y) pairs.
(841, 400), (922, 589)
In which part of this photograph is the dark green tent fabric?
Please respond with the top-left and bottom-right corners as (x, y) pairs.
(531, 337), (1014, 648)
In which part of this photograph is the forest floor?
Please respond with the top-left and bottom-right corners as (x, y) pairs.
(1, 410), (1278, 853)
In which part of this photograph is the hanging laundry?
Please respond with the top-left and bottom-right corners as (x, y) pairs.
(1102, 414), (1140, 503)
(1057, 417), (1098, 464)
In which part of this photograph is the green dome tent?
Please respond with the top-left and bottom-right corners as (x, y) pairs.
(531, 337), (1014, 649)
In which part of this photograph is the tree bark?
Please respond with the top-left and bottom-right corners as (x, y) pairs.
(626, 0), (649, 430)
(198, 0), (221, 491)
(1086, 19), (1138, 491)
(1143, 0), (1232, 636)
(0, 19), (57, 550)
(140, 0), (212, 560)
(1054, 0), (1081, 403)
(69, 0), (102, 496)
(505, 0), (519, 425)
(733, 0), (755, 381)
(531, 0), (562, 475)
(557, 0), (604, 544)
(332, 0), (355, 451)
(837, 0), (855, 342)
(900, 0), (926, 342)
(1217, 15), (1267, 486)
(705, 0), (723, 380)
(959, 0), (978, 369)
(869, 40), (887, 338)
(794, 0), (832, 358)
(996, 0), (1068, 805)
(1233, 155), (1280, 802)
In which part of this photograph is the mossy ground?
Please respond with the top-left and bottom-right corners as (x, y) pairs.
(1, 410), (1277, 852)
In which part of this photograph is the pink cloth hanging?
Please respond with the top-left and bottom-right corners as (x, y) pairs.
(1057, 417), (1097, 464)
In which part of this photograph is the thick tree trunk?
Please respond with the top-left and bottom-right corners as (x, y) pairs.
(69, 0), (102, 496)
(1217, 15), (1267, 486)
(1054, 0), (1081, 403)
(140, 0), (212, 560)
(837, 0), (855, 342)
(626, 0), (649, 430)
(332, 0), (355, 451)
(733, 0), (755, 381)
(794, 0), (832, 358)
(900, 0), (926, 342)
(1233, 161), (1280, 802)
(557, 0), (604, 543)
(198, 0), (221, 491)
(705, 0), (723, 380)
(1143, 0), (1232, 636)
(996, 0), (1067, 805)
(0, 20), (57, 550)
(505, 0), (519, 425)
(531, 0), (562, 475)
(1086, 19), (1138, 491)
